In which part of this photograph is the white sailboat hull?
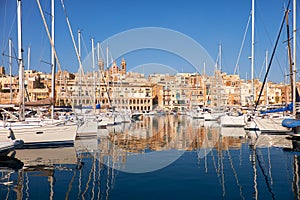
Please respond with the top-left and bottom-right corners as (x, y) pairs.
(220, 115), (246, 127)
(253, 118), (291, 133)
(0, 123), (77, 146)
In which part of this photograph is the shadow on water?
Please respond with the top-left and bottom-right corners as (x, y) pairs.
(0, 155), (24, 171)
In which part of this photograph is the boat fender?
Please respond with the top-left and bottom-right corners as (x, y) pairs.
(7, 128), (16, 140)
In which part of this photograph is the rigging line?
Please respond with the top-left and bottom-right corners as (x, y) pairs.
(39, 0), (50, 65)
(3, 40), (20, 68)
(109, 50), (114, 64)
(60, 0), (94, 104)
(254, 2), (290, 112)
(60, 0), (85, 77)
(1, 0), (8, 53)
(2, 3), (17, 58)
(80, 33), (95, 100)
(80, 32), (90, 63)
(282, 47), (289, 82)
(256, 1), (285, 78)
(258, 53), (266, 80)
(43, 0), (53, 61)
(39, 33), (47, 65)
(234, 11), (252, 75)
(12, 41), (20, 68)
(36, 0), (72, 102)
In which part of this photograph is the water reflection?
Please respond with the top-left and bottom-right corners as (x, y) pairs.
(106, 115), (221, 152)
(0, 115), (299, 199)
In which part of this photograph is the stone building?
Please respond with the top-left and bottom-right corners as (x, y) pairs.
(0, 61), (297, 111)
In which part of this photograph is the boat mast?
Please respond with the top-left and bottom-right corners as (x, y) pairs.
(9, 39), (13, 104)
(97, 42), (100, 62)
(254, 2), (290, 111)
(218, 44), (222, 107)
(106, 46), (109, 70)
(97, 42), (102, 104)
(265, 50), (268, 106)
(106, 46), (111, 106)
(286, 8), (294, 110)
(293, 0), (297, 116)
(251, 0), (255, 104)
(51, 0), (55, 119)
(92, 38), (96, 111)
(219, 43), (222, 72)
(27, 46), (30, 70)
(78, 30), (82, 109)
(17, 0), (25, 120)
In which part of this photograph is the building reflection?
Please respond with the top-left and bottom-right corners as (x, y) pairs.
(103, 115), (247, 155)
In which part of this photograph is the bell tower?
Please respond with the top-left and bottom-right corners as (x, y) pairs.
(121, 57), (126, 75)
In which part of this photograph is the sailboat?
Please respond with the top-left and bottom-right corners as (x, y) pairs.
(76, 36), (98, 136)
(213, 44), (246, 127)
(253, 0), (296, 134)
(0, 0), (77, 147)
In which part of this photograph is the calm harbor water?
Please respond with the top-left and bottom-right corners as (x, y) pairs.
(0, 115), (299, 200)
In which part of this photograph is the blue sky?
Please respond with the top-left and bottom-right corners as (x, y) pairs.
(0, 0), (298, 83)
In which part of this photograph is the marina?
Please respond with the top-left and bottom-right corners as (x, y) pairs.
(1, 0), (300, 199)
(0, 115), (300, 199)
